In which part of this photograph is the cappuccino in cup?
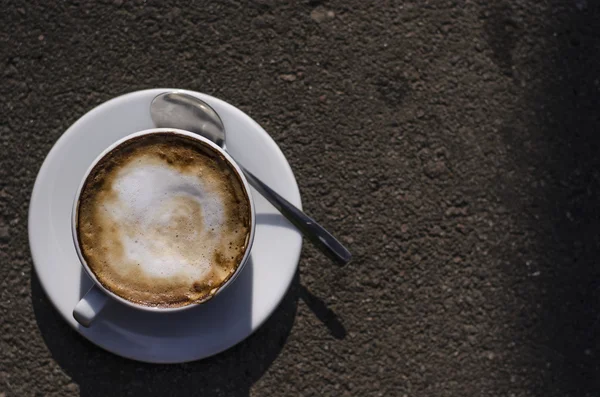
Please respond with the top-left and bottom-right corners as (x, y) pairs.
(76, 132), (252, 308)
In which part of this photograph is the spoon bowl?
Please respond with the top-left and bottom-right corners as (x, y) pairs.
(151, 92), (225, 147)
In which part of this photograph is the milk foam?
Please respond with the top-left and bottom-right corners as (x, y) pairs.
(77, 133), (251, 307)
(105, 162), (225, 281)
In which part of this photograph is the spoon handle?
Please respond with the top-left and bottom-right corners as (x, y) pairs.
(241, 168), (352, 265)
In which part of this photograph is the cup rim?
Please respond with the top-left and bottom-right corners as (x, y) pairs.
(71, 127), (256, 313)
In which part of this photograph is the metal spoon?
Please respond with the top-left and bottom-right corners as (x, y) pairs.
(151, 92), (351, 265)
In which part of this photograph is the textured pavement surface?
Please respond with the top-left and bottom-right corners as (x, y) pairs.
(2, 1), (600, 396)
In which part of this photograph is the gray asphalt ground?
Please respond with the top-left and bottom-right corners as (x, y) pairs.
(2, 0), (600, 396)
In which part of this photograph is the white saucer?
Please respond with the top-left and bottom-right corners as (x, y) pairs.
(29, 89), (303, 363)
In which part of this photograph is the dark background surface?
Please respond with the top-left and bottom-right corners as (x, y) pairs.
(1, 0), (600, 396)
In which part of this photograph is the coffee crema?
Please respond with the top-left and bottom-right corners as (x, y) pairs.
(76, 133), (251, 308)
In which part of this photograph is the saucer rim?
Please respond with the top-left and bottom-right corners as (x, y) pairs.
(28, 88), (303, 363)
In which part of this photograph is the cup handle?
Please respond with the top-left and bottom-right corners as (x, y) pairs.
(73, 285), (109, 327)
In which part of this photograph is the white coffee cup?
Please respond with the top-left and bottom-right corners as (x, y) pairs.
(71, 128), (256, 327)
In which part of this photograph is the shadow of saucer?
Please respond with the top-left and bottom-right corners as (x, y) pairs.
(32, 269), (301, 397)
